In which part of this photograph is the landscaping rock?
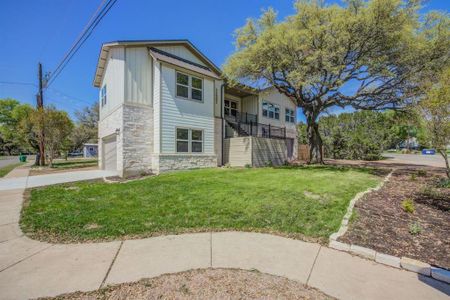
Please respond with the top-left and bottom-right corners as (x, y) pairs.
(400, 257), (431, 276)
(329, 240), (350, 252)
(431, 267), (450, 284)
(350, 245), (376, 260)
(375, 252), (401, 268)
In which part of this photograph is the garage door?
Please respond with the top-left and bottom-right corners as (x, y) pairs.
(103, 136), (117, 172)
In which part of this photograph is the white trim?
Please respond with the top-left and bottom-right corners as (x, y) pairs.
(262, 100), (280, 120)
(175, 71), (204, 102)
(175, 127), (204, 153)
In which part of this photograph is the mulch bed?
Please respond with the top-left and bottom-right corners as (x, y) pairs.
(339, 168), (450, 269)
(41, 268), (334, 300)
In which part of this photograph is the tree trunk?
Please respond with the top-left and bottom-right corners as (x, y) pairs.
(305, 109), (324, 164)
(438, 149), (450, 179)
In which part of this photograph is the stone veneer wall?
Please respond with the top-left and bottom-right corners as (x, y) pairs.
(153, 154), (217, 173)
(98, 105), (123, 174)
(122, 104), (153, 176)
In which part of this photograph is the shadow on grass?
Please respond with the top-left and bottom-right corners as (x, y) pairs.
(274, 164), (389, 177)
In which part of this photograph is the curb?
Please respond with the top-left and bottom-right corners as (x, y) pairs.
(328, 170), (450, 284)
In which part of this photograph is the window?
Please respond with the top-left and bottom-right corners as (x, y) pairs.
(224, 100), (238, 117)
(176, 72), (203, 101)
(285, 108), (295, 123)
(191, 77), (203, 100)
(191, 130), (203, 152)
(100, 85), (107, 107)
(176, 128), (203, 153)
(262, 101), (280, 120)
(176, 128), (189, 152)
(176, 73), (189, 98)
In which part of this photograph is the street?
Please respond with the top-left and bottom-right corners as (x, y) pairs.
(382, 153), (447, 168)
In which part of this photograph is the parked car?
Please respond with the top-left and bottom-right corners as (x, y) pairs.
(68, 151), (83, 157)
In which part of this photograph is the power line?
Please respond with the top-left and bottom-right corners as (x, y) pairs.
(46, 87), (94, 105)
(0, 81), (94, 106)
(0, 81), (37, 87)
(46, 0), (118, 87)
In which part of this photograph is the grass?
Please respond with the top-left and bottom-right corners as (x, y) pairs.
(31, 158), (98, 170)
(50, 159), (98, 169)
(0, 162), (24, 177)
(20, 166), (381, 243)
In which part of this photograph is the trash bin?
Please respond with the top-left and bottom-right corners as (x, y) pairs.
(19, 155), (27, 162)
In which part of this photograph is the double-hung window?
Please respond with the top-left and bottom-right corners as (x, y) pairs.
(176, 71), (203, 101)
(176, 128), (203, 153)
(285, 108), (295, 123)
(262, 101), (280, 120)
(100, 85), (107, 107)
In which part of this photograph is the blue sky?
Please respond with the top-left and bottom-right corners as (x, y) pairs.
(0, 0), (448, 121)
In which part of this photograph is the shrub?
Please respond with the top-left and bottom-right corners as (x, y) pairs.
(410, 174), (417, 181)
(244, 164), (252, 169)
(417, 170), (427, 177)
(401, 199), (415, 213)
(421, 186), (440, 199)
(436, 178), (450, 188)
(265, 160), (273, 167)
(409, 222), (422, 235)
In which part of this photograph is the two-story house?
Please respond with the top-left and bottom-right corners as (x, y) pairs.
(94, 40), (297, 177)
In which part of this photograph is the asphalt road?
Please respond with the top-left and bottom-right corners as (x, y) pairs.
(382, 153), (447, 168)
(0, 156), (20, 169)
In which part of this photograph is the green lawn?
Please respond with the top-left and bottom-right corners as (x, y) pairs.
(0, 162), (24, 177)
(50, 159), (98, 169)
(21, 166), (381, 243)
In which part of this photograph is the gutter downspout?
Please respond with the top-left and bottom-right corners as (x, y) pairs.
(221, 83), (226, 166)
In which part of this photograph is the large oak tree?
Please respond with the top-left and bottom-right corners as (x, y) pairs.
(223, 0), (450, 163)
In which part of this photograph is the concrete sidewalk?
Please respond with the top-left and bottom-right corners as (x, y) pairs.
(0, 169), (117, 191)
(0, 168), (448, 299)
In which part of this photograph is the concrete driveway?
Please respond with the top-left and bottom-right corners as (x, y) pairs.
(381, 153), (446, 168)
(0, 169), (117, 191)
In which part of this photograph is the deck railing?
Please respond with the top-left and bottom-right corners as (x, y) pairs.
(225, 119), (286, 139)
(224, 111), (258, 125)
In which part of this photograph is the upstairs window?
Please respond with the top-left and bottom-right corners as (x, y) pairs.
(191, 77), (203, 101)
(176, 71), (203, 101)
(176, 128), (203, 153)
(285, 108), (295, 123)
(100, 85), (107, 107)
(262, 101), (280, 120)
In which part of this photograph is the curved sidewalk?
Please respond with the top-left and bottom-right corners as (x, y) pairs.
(0, 167), (449, 299)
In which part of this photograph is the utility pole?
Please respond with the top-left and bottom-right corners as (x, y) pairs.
(36, 62), (45, 166)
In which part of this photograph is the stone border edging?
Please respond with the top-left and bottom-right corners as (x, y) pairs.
(328, 170), (450, 284)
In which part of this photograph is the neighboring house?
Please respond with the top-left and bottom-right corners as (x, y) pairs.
(83, 143), (98, 158)
(94, 40), (297, 177)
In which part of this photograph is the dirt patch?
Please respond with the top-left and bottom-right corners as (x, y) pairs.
(339, 168), (450, 269)
(41, 268), (334, 300)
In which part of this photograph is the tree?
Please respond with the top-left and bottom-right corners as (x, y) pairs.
(31, 106), (73, 167)
(0, 98), (35, 155)
(419, 68), (450, 178)
(70, 103), (99, 151)
(223, 0), (450, 163)
(318, 111), (396, 160)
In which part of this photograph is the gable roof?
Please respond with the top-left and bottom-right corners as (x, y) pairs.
(93, 39), (222, 87)
(148, 47), (221, 79)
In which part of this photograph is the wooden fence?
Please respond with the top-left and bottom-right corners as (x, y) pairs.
(298, 144), (310, 161)
(298, 144), (324, 161)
